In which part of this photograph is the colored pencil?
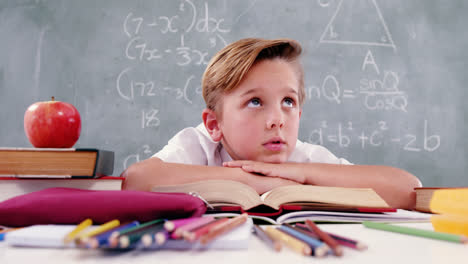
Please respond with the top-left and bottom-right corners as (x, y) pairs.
(184, 218), (229, 242)
(253, 224), (282, 252)
(295, 223), (367, 251)
(0, 228), (23, 241)
(279, 225), (329, 257)
(264, 226), (312, 256)
(200, 213), (248, 245)
(85, 221), (140, 249)
(362, 221), (468, 244)
(76, 219), (120, 244)
(64, 218), (92, 243)
(140, 226), (169, 248)
(164, 217), (201, 232)
(118, 221), (166, 249)
(305, 220), (343, 256)
(108, 219), (163, 248)
(172, 216), (215, 239)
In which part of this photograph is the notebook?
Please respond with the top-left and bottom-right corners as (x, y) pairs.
(4, 225), (78, 248)
(160, 217), (253, 250)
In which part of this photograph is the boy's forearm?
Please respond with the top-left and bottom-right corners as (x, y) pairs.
(121, 157), (240, 191)
(121, 157), (298, 193)
(294, 163), (421, 209)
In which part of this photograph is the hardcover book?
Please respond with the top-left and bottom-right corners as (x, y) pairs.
(423, 188), (468, 236)
(0, 176), (123, 202)
(151, 179), (394, 217)
(414, 187), (468, 213)
(0, 147), (114, 178)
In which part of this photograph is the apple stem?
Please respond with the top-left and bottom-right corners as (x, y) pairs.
(51, 96), (55, 101)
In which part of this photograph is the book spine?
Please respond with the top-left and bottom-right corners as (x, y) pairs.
(75, 149), (115, 178)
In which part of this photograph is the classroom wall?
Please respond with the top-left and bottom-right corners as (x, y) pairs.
(1, 0), (466, 186)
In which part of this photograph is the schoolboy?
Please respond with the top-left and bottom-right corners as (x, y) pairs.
(122, 38), (421, 209)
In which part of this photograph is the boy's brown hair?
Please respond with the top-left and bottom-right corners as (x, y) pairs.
(202, 38), (305, 112)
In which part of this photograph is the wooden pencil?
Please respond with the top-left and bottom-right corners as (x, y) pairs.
(305, 220), (343, 256)
(295, 223), (367, 250)
(76, 219), (120, 245)
(164, 217), (201, 232)
(264, 226), (312, 256)
(363, 221), (468, 244)
(172, 216), (215, 239)
(86, 221), (140, 249)
(64, 218), (92, 244)
(184, 218), (229, 242)
(140, 228), (169, 248)
(199, 213), (248, 245)
(108, 219), (163, 248)
(253, 224), (282, 252)
(279, 225), (329, 257)
(118, 222), (165, 249)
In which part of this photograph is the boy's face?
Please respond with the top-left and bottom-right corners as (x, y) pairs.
(216, 59), (302, 163)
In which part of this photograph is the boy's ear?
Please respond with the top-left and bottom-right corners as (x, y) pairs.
(202, 108), (223, 142)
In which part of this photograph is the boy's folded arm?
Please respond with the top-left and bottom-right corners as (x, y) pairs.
(288, 162), (421, 210)
(224, 160), (421, 210)
(120, 157), (299, 194)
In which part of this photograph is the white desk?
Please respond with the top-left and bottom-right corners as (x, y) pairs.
(1, 223), (467, 264)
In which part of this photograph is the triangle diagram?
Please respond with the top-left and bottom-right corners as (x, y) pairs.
(319, 0), (396, 51)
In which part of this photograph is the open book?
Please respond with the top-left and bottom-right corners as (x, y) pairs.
(151, 180), (393, 216)
(208, 210), (431, 225)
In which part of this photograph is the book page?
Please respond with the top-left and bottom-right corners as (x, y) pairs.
(263, 185), (390, 210)
(276, 209), (432, 224)
(152, 180), (263, 210)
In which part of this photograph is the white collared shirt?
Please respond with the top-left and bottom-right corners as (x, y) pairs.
(153, 123), (351, 166)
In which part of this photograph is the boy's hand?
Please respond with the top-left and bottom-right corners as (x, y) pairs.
(223, 160), (306, 184)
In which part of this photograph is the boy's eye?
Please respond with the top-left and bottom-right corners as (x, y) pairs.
(283, 97), (295, 108)
(247, 98), (261, 108)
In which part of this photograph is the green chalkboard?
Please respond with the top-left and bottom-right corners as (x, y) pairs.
(1, 0), (466, 186)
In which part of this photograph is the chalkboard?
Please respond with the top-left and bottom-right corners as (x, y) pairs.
(1, 0), (466, 187)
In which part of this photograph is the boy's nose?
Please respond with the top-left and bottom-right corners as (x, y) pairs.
(266, 110), (284, 129)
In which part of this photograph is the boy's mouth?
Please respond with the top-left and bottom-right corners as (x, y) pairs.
(263, 138), (285, 151)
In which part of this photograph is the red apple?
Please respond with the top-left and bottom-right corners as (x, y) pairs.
(24, 96), (81, 148)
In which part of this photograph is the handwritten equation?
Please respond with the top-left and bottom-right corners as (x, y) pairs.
(116, 0), (232, 131)
(307, 120), (440, 152)
(307, 71), (408, 112)
(122, 1), (229, 66)
(116, 68), (201, 104)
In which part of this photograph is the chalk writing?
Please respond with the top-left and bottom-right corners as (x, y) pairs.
(307, 71), (408, 112)
(124, 1), (230, 37)
(123, 145), (155, 170)
(116, 67), (200, 104)
(118, 0), (231, 132)
(319, 0), (396, 51)
(308, 120), (440, 152)
(125, 35), (214, 66)
(142, 108), (160, 129)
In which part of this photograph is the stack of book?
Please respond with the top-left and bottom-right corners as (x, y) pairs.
(425, 188), (468, 236)
(0, 147), (122, 202)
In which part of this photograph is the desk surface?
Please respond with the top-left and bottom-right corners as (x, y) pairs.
(1, 223), (467, 264)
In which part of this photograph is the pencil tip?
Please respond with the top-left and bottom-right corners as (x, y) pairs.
(334, 246), (344, 256)
(316, 246), (328, 258)
(357, 242), (368, 250)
